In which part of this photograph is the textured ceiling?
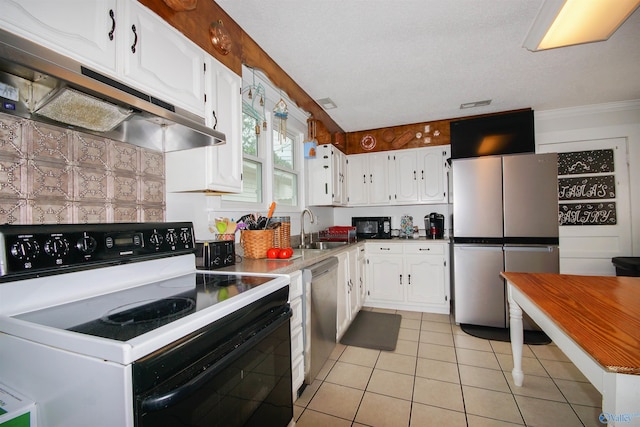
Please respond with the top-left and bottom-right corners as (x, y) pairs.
(216, 0), (640, 132)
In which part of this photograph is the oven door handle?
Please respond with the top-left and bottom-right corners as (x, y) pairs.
(140, 307), (292, 412)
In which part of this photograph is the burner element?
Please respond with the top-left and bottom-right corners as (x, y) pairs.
(103, 297), (196, 325)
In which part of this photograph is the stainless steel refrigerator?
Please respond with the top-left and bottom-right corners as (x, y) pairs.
(452, 153), (559, 329)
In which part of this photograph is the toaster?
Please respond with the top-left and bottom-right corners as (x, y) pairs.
(195, 240), (235, 270)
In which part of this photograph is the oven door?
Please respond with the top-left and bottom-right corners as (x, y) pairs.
(133, 288), (293, 427)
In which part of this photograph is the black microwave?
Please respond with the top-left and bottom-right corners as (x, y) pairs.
(351, 217), (392, 239)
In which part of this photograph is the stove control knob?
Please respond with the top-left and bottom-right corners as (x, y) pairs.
(180, 229), (192, 245)
(10, 239), (40, 260)
(166, 230), (178, 246)
(44, 238), (69, 258)
(76, 235), (98, 254)
(149, 231), (164, 247)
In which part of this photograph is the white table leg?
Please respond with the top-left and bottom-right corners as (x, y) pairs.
(601, 372), (640, 426)
(508, 287), (524, 387)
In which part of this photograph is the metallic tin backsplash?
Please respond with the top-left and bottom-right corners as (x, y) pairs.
(0, 111), (165, 224)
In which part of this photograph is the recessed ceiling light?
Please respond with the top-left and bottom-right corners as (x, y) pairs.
(460, 99), (492, 109)
(316, 98), (337, 110)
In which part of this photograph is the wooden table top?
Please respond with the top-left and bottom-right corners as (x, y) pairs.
(501, 272), (640, 375)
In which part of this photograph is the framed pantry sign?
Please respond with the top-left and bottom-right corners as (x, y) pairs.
(557, 149), (617, 226)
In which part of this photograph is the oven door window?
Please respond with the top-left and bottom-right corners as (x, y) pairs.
(136, 315), (292, 427)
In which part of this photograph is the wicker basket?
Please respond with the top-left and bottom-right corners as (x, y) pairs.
(241, 229), (275, 259)
(272, 216), (291, 249)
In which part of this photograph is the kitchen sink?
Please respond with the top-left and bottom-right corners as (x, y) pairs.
(298, 241), (347, 250)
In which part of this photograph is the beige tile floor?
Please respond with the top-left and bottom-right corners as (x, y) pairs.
(293, 307), (603, 427)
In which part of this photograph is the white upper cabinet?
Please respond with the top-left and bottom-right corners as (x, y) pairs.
(165, 57), (242, 193)
(0, 0), (206, 118)
(346, 152), (391, 206)
(419, 145), (450, 202)
(0, 0), (118, 73)
(120, 1), (205, 117)
(307, 144), (347, 206)
(345, 145), (449, 206)
(391, 146), (450, 205)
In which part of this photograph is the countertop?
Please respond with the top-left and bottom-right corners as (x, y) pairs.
(502, 272), (640, 375)
(216, 238), (450, 276)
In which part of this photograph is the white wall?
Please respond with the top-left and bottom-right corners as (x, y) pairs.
(535, 100), (640, 273)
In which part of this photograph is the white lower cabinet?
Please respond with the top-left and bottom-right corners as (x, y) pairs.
(365, 241), (450, 313)
(288, 271), (304, 400)
(336, 245), (362, 341)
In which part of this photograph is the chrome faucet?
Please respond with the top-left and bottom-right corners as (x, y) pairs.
(300, 209), (315, 247)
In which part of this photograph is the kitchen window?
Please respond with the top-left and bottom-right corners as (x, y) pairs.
(273, 129), (298, 207)
(222, 100), (303, 209)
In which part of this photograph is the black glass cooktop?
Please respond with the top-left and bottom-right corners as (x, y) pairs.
(15, 273), (274, 342)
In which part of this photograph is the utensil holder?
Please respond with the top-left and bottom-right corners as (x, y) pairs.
(272, 216), (291, 248)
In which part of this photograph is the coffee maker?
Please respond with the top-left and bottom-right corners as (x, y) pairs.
(425, 213), (445, 239)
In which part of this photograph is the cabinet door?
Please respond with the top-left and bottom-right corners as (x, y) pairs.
(366, 255), (403, 303)
(357, 246), (366, 312)
(348, 248), (359, 320)
(165, 64), (241, 193)
(332, 148), (347, 205)
(0, 0), (117, 73)
(346, 154), (368, 205)
(393, 149), (419, 203)
(205, 59), (243, 193)
(368, 152), (391, 205)
(336, 251), (351, 340)
(307, 144), (333, 206)
(419, 146), (447, 202)
(121, 1), (205, 116)
(404, 255), (446, 305)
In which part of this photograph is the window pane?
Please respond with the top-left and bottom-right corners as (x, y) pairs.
(242, 113), (259, 156)
(273, 169), (297, 206)
(273, 130), (294, 169)
(225, 159), (262, 203)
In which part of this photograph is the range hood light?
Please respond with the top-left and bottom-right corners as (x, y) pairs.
(34, 87), (133, 132)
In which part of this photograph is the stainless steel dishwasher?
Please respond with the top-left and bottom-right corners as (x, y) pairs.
(303, 256), (339, 384)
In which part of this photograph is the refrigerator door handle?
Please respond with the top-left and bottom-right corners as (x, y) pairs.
(503, 246), (555, 253)
(455, 245), (503, 250)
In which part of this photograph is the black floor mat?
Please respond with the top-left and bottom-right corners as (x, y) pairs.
(461, 323), (551, 345)
(340, 311), (401, 351)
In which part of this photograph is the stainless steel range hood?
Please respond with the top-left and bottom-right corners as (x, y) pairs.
(0, 29), (225, 152)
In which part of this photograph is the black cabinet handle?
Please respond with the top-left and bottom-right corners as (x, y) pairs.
(212, 110), (218, 129)
(108, 10), (116, 41)
(131, 25), (138, 53)
(408, 274), (411, 285)
(399, 274), (403, 284)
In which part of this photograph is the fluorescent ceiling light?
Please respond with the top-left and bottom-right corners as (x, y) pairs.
(523, 0), (640, 51)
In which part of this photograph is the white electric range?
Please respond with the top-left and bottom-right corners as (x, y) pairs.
(0, 222), (293, 427)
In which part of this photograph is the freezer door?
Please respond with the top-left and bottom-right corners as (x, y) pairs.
(503, 245), (560, 274)
(502, 153), (559, 238)
(453, 245), (506, 328)
(504, 245), (559, 330)
(452, 156), (504, 238)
